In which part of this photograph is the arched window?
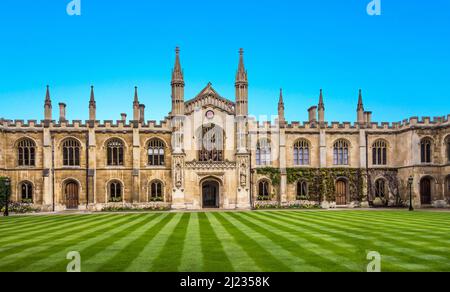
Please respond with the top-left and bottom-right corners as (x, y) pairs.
(294, 139), (310, 166)
(258, 180), (270, 201)
(420, 138), (432, 163)
(107, 139), (124, 166)
(199, 124), (224, 162)
(374, 179), (386, 198)
(372, 140), (387, 166)
(109, 180), (123, 202)
(333, 139), (349, 165)
(296, 181), (308, 200)
(18, 139), (36, 167)
(63, 139), (81, 166)
(20, 182), (33, 203)
(148, 139), (165, 166)
(149, 181), (164, 202)
(256, 139), (271, 166)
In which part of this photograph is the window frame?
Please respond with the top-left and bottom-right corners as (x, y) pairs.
(333, 139), (349, 166)
(17, 139), (36, 167)
(147, 139), (165, 167)
(107, 139), (125, 166)
(20, 181), (34, 203)
(372, 139), (388, 166)
(293, 139), (310, 166)
(257, 180), (271, 201)
(62, 139), (81, 167)
(256, 139), (272, 166)
(420, 138), (433, 164)
(149, 180), (164, 202)
(108, 180), (123, 202)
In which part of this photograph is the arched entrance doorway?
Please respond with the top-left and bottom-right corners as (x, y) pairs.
(65, 181), (79, 209)
(335, 179), (347, 205)
(420, 177), (432, 205)
(202, 180), (220, 208)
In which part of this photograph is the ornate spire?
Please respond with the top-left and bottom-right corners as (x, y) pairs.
(172, 47), (184, 83)
(278, 88), (284, 108)
(89, 85), (96, 107)
(44, 85), (52, 120)
(44, 85), (52, 106)
(278, 88), (285, 123)
(357, 89), (364, 111)
(318, 89), (324, 110)
(236, 48), (248, 83)
(133, 86), (139, 106)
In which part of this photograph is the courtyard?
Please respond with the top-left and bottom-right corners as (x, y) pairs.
(0, 210), (449, 272)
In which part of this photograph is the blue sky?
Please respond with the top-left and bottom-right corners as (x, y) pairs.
(0, 0), (449, 123)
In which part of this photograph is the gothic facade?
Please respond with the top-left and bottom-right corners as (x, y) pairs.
(1, 48), (449, 211)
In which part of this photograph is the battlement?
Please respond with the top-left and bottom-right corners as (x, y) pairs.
(0, 118), (172, 131)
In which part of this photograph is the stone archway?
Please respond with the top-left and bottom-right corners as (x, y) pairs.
(202, 180), (220, 208)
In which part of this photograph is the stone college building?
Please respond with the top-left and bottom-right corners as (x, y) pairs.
(1, 48), (449, 211)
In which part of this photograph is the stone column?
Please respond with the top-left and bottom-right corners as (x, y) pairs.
(87, 125), (97, 207)
(42, 126), (54, 211)
(319, 129), (327, 168)
(171, 116), (186, 210)
(279, 126), (287, 204)
(132, 126), (141, 203)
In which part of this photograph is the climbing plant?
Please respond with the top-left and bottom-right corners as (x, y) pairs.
(0, 177), (11, 209)
(255, 168), (366, 202)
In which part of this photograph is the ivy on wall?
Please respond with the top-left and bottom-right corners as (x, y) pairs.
(367, 168), (402, 206)
(0, 177), (11, 208)
(256, 168), (365, 202)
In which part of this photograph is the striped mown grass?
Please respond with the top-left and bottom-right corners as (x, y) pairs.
(1, 210), (450, 272)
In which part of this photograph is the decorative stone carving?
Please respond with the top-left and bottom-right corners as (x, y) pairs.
(185, 160), (236, 170)
(173, 155), (184, 189)
(238, 157), (249, 188)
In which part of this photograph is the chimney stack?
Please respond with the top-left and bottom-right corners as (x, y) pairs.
(308, 106), (317, 123)
(59, 103), (66, 122)
(365, 111), (372, 125)
(121, 113), (127, 122)
(139, 104), (146, 123)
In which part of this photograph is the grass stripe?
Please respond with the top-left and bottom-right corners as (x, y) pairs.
(197, 212), (234, 272)
(240, 211), (362, 271)
(0, 214), (114, 256)
(204, 213), (261, 272)
(178, 213), (204, 272)
(272, 211), (450, 271)
(228, 212), (323, 272)
(87, 213), (174, 272)
(0, 215), (102, 240)
(0, 214), (119, 271)
(151, 213), (191, 271)
(124, 213), (185, 272)
(213, 212), (291, 272)
(33, 214), (151, 272)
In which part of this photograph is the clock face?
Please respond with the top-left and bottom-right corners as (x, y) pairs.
(206, 110), (215, 120)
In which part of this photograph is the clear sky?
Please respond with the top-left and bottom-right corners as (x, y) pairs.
(0, 0), (449, 123)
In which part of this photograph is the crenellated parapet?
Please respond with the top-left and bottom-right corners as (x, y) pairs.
(0, 118), (172, 133)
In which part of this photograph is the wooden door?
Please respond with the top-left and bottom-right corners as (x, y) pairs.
(336, 180), (347, 205)
(65, 182), (79, 209)
(420, 178), (431, 205)
(202, 182), (218, 208)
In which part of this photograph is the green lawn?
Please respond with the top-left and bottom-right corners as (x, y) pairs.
(1, 210), (450, 272)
